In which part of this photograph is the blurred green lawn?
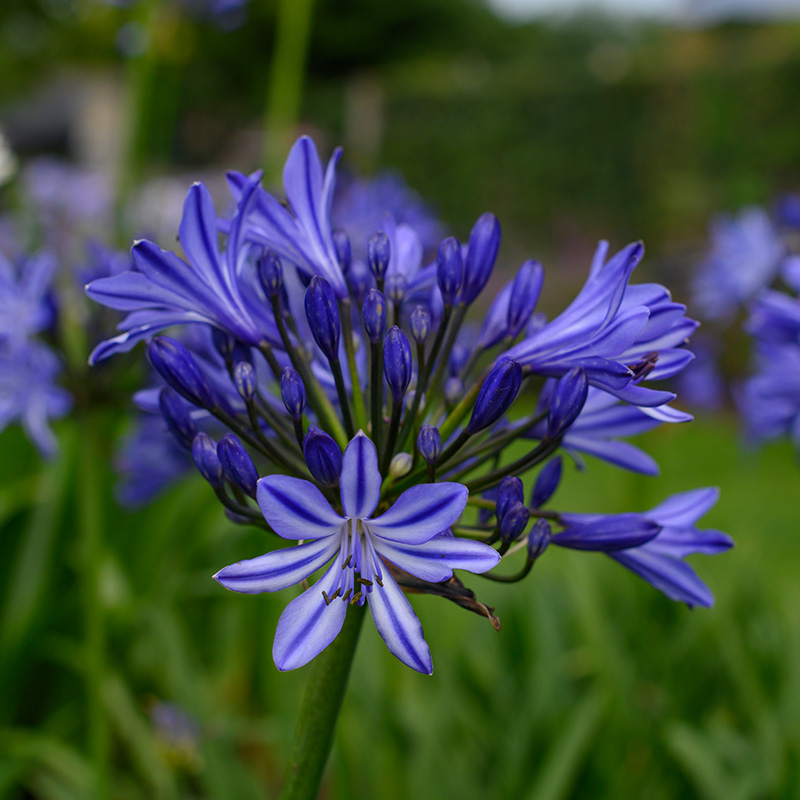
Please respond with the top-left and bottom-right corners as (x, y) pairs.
(0, 414), (798, 799)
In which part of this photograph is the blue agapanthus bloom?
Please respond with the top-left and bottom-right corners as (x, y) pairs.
(86, 135), (730, 673)
(215, 432), (498, 672)
(692, 207), (787, 321)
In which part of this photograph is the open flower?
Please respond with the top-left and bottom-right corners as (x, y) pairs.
(214, 431), (500, 673)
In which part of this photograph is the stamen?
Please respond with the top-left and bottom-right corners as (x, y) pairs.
(350, 591), (363, 604)
(375, 576), (384, 587)
(342, 554), (352, 569)
(322, 590), (331, 606)
(342, 588), (352, 601)
(330, 588), (341, 601)
(357, 578), (373, 587)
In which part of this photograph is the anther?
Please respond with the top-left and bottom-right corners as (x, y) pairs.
(342, 554), (352, 569)
(330, 588), (341, 601)
(350, 591), (363, 604)
(342, 588), (352, 602)
(375, 576), (384, 587)
(357, 578), (373, 587)
(322, 590), (331, 606)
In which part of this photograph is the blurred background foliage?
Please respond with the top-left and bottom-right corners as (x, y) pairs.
(1, 0), (800, 798)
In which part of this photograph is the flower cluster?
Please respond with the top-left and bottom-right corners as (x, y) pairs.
(86, 136), (731, 673)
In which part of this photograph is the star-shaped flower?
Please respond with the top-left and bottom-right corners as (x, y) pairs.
(214, 431), (500, 673)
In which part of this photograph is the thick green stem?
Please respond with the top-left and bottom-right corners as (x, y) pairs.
(280, 604), (366, 800)
(340, 300), (368, 432)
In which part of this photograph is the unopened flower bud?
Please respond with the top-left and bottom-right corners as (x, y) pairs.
(280, 367), (305, 420)
(346, 259), (373, 303)
(500, 502), (530, 543)
(389, 452), (413, 478)
(386, 273), (406, 303)
(304, 276), (341, 361)
(332, 228), (351, 273)
(507, 260), (544, 338)
(527, 518), (551, 562)
(148, 337), (214, 409)
(303, 425), (343, 487)
(496, 476), (524, 524)
(159, 387), (197, 449)
(217, 433), (259, 498)
(192, 432), (223, 489)
(462, 213), (501, 305)
(436, 237), (463, 306)
(362, 289), (387, 343)
(233, 360), (256, 402)
(547, 368), (588, 439)
(531, 457), (562, 509)
(367, 231), (391, 280)
(465, 357), (522, 435)
(409, 305), (431, 344)
(417, 425), (441, 466)
(257, 250), (283, 299)
(383, 326), (413, 401)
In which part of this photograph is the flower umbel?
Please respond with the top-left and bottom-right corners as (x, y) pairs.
(214, 432), (499, 673)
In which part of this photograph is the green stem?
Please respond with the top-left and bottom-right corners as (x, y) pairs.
(369, 340), (384, 453)
(280, 604), (366, 800)
(340, 300), (368, 432)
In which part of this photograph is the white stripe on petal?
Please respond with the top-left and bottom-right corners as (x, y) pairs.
(213, 536), (341, 594)
(257, 476), (344, 540)
(367, 570), (432, 674)
(340, 432), (381, 519)
(272, 554), (349, 671)
(368, 483), (468, 544)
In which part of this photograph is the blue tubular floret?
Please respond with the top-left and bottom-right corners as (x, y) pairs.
(362, 289), (387, 344)
(192, 432), (224, 489)
(436, 236), (464, 307)
(530, 457), (562, 509)
(147, 337), (215, 410)
(547, 368), (589, 439)
(303, 425), (343, 488)
(304, 276), (341, 362)
(159, 387), (198, 449)
(257, 249), (283, 299)
(461, 213), (501, 305)
(218, 432), (259, 498)
(465, 357), (523, 435)
(280, 367), (306, 421)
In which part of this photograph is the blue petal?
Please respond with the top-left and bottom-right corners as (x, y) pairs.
(213, 536), (340, 593)
(373, 534), (500, 582)
(368, 483), (468, 544)
(257, 476), (344, 539)
(609, 549), (714, 607)
(367, 569), (433, 674)
(562, 435), (660, 476)
(552, 516), (660, 551)
(179, 183), (224, 291)
(340, 431), (381, 519)
(272, 556), (349, 670)
(647, 487), (719, 527)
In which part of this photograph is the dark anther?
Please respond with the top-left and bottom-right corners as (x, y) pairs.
(350, 591), (363, 604)
(629, 351), (659, 382)
(322, 590), (331, 606)
(342, 554), (352, 569)
(342, 588), (352, 601)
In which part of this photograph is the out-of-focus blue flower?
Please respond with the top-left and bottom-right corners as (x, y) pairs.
(557, 488), (732, 607)
(214, 432), (498, 673)
(692, 207), (786, 320)
(0, 341), (72, 457)
(674, 336), (726, 411)
(0, 248), (56, 344)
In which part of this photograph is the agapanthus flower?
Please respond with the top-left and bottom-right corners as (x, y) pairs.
(557, 488), (732, 607)
(692, 207), (787, 320)
(0, 247), (56, 344)
(0, 341), (71, 456)
(214, 432), (499, 673)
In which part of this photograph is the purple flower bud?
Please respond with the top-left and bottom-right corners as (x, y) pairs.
(158, 387), (197, 449)
(304, 276), (341, 361)
(362, 288), (387, 343)
(527, 518), (551, 562)
(383, 326), (413, 401)
(386, 273), (406, 303)
(257, 250), (283, 299)
(496, 476), (524, 524)
(507, 260), (544, 338)
(332, 228), (351, 273)
(147, 337), (215, 409)
(233, 360), (256, 402)
(462, 213), (501, 305)
(465, 357), (522, 435)
(500, 502), (530, 543)
(217, 432), (259, 498)
(211, 329), (235, 361)
(436, 237), (463, 306)
(417, 425), (441, 465)
(367, 231), (391, 280)
(231, 342), (253, 368)
(192, 432), (223, 489)
(303, 425), (343, 487)
(547, 368), (588, 439)
(409, 305), (431, 344)
(346, 259), (374, 304)
(530, 457), (562, 509)
(280, 367), (305, 420)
